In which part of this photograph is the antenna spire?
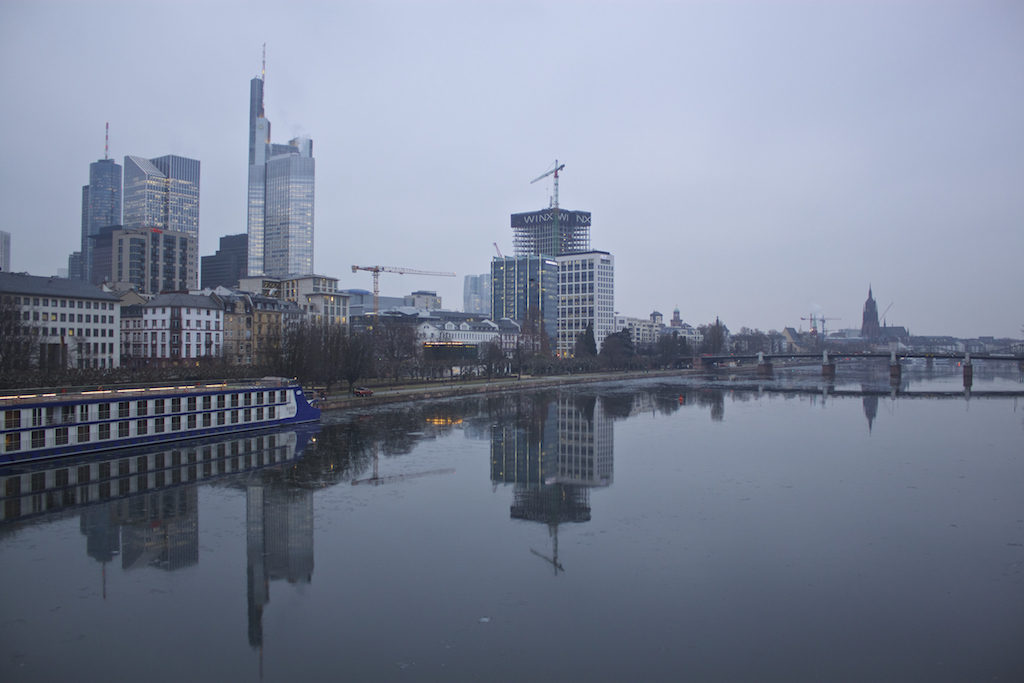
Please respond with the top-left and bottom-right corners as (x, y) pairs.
(261, 43), (266, 80)
(104, 122), (109, 160)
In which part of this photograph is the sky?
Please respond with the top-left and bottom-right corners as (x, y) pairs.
(1, 0), (1022, 339)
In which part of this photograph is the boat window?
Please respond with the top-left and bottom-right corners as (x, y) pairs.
(62, 406), (73, 423)
(256, 407), (264, 421)
(187, 414), (197, 429)
(137, 401), (148, 417)
(77, 425), (90, 442)
(118, 422), (130, 438)
(137, 420), (148, 435)
(217, 395), (226, 409)
(4, 410), (21, 430)
(217, 412), (226, 426)
(244, 393), (252, 407)
(171, 398), (181, 413)
(268, 406), (276, 420)
(244, 408), (252, 422)
(31, 408), (43, 427)
(31, 430), (46, 448)
(279, 390), (288, 403)
(187, 397), (197, 412)
(203, 396), (212, 410)
(171, 416), (181, 431)
(202, 413), (211, 427)
(231, 411), (239, 424)
(78, 405), (89, 421)
(256, 392), (264, 405)
(154, 399), (165, 415)
(154, 418), (165, 433)
(55, 427), (69, 445)
(98, 404), (110, 420)
(118, 402), (130, 418)
(98, 424), (110, 440)
(230, 394), (239, 408)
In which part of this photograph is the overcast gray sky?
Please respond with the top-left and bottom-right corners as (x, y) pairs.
(1, 0), (1022, 338)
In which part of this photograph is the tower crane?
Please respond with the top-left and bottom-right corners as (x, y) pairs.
(800, 314), (841, 338)
(531, 160), (565, 209)
(351, 265), (456, 316)
(493, 242), (503, 258)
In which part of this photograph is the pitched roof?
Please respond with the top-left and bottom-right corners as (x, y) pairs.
(0, 272), (119, 301)
(145, 292), (222, 310)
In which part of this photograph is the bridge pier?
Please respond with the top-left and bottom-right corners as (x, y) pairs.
(821, 351), (835, 380)
(963, 353), (973, 389)
(889, 351), (902, 384)
(756, 351), (773, 378)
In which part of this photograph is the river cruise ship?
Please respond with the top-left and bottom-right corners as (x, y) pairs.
(0, 378), (319, 464)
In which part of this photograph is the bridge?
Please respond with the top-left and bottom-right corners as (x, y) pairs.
(695, 350), (1024, 387)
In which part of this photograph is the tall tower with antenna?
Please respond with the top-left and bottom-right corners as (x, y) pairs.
(78, 124), (122, 283)
(246, 45), (316, 278)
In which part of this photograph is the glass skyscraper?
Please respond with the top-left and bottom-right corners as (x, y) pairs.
(247, 72), (315, 278)
(123, 155), (200, 237)
(80, 157), (122, 284)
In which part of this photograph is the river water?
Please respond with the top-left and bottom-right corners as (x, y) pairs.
(1, 362), (1022, 681)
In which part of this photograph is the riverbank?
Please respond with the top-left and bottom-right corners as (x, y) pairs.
(315, 366), (762, 411)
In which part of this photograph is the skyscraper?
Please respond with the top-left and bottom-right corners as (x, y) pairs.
(80, 156), (122, 284)
(0, 230), (10, 272)
(123, 155), (200, 236)
(247, 65), (315, 278)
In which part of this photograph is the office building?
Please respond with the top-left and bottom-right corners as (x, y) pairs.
(463, 273), (490, 315)
(0, 230), (10, 272)
(555, 251), (614, 357)
(80, 157), (122, 284)
(510, 208), (590, 258)
(490, 255), (558, 347)
(123, 155), (200, 237)
(247, 69), (315, 278)
(201, 234), (248, 290)
(0, 272), (121, 369)
(92, 226), (198, 294)
(138, 292), (223, 363)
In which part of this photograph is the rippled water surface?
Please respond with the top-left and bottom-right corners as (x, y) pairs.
(2, 367), (1022, 681)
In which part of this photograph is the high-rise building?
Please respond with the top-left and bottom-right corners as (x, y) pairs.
(80, 157), (122, 284)
(555, 251), (615, 357)
(0, 230), (10, 272)
(490, 255), (558, 344)
(201, 234), (248, 290)
(123, 155), (200, 238)
(247, 68), (315, 278)
(93, 225), (198, 294)
(511, 209), (590, 258)
(463, 273), (490, 315)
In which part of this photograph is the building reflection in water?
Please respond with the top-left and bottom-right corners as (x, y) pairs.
(491, 392), (613, 573)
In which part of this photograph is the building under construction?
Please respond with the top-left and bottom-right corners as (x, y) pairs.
(510, 209), (591, 257)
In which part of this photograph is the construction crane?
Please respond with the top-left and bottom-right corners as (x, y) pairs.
(351, 265), (456, 315)
(351, 445), (455, 485)
(493, 242), (503, 258)
(801, 313), (841, 338)
(531, 159), (565, 209)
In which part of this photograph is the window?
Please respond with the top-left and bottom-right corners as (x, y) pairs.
(55, 427), (69, 445)
(171, 398), (181, 413)
(230, 394), (239, 408)
(187, 414), (197, 429)
(137, 419), (148, 435)
(187, 396), (197, 411)
(137, 400), (148, 416)
(244, 393), (252, 407)
(202, 413), (211, 427)
(217, 412), (226, 425)
(4, 433), (20, 451)
(77, 425), (90, 442)
(231, 411), (239, 424)
(31, 408), (43, 427)
(217, 395), (226, 409)
(256, 407), (264, 421)
(171, 416), (181, 431)
(78, 405), (89, 421)
(154, 418), (165, 433)
(31, 430), (46, 448)
(98, 403), (110, 420)
(268, 406), (276, 420)
(203, 396), (212, 410)
(279, 390), (288, 403)
(5, 410), (21, 429)
(118, 401), (130, 418)
(243, 408), (252, 422)
(98, 423), (110, 440)
(118, 421), (130, 438)
(155, 399), (165, 414)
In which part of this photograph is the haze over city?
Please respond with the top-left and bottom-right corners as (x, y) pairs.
(1, 0), (1021, 339)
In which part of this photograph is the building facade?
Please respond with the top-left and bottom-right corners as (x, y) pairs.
(137, 293), (222, 364)
(247, 72), (315, 278)
(123, 155), (200, 237)
(463, 273), (491, 315)
(201, 234), (248, 290)
(0, 230), (10, 272)
(0, 272), (121, 369)
(510, 209), (591, 257)
(490, 255), (558, 345)
(556, 251), (614, 357)
(80, 157), (122, 284)
(92, 226), (198, 294)
(237, 274), (346, 327)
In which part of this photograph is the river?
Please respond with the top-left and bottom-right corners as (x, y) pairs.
(1, 362), (1022, 681)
